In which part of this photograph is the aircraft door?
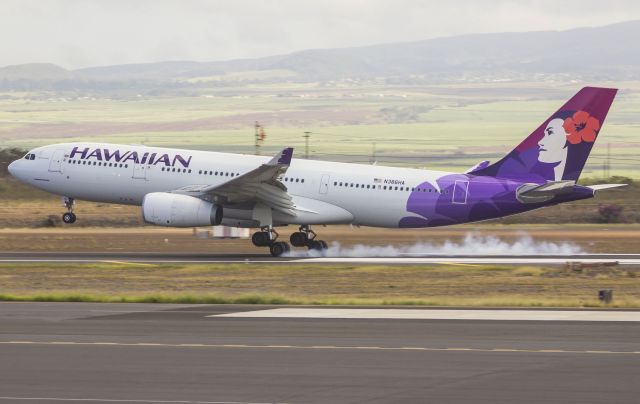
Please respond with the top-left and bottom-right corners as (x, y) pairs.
(452, 180), (469, 204)
(319, 173), (330, 194)
(132, 162), (148, 180)
(48, 149), (65, 173)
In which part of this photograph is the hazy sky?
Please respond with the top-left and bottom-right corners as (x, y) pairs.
(2, 0), (640, 69)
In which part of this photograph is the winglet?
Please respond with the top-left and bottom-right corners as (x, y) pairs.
(269, 147), (294, 166)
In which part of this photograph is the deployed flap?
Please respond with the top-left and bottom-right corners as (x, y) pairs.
(173, 147), (297, 216)
(516, 180), (575, 204)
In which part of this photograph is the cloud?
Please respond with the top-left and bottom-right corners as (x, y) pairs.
(1, 0), (640, 68)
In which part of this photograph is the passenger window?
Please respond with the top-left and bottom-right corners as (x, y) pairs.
(295, 178), (299, 183)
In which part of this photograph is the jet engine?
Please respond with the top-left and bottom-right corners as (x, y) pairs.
(142, 192), (222, 227)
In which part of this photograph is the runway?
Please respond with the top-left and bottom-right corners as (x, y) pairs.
(1, 251), (640, 265)
(1, 302), (639, 403)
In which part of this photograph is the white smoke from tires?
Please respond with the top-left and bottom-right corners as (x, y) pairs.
(283, 232), (583, 257)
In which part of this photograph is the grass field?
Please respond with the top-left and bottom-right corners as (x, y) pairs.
(0, 262), (638, 308)
(1, 81), (638, 175)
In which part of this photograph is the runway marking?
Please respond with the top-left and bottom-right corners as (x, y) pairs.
(0, 340), (637, 355)
(101, 260), (157, 267)
(214, 308), (640, 322)
(438, 262), (484, 267)
(0, 397), (281, 404)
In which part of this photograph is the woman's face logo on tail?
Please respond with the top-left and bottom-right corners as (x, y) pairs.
(537, 110), (600, 181)
(538, 118), (568, 164)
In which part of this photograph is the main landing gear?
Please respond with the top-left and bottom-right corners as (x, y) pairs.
(61, 197), (77, 224)
(251, 226), (290, 257)
(251, 225), (328, 257)
(290, 225), (328, 252)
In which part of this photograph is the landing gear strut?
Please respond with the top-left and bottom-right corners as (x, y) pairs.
(290, 225), (328, 251)
(251, 226), (290, 257)
(61, 197), (76, 224)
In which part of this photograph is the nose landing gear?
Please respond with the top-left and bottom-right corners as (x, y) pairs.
(251, 226), (290, 257)
(290, 225), (328, 252)
(62, 197), (76, 224)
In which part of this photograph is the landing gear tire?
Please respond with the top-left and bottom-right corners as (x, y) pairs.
(252, 231), (272, 247)
(290, 232), (309, 247)
(269, 241), (290, 257)
(62, 212), (76, 224)
(308, 239), (328, 251)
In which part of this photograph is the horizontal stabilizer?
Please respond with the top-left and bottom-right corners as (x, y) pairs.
(516, 180), (575, 204)
(586, 183), (628, 193)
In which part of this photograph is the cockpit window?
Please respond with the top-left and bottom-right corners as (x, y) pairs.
(24, 153), (35, 160)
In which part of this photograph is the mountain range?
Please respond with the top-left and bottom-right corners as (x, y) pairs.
(1, 20), (639, 90)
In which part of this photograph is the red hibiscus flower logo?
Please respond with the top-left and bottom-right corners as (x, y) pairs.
(562, 110), (600, 145)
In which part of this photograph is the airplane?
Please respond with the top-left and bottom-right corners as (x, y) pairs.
(8, 87), (626, 256)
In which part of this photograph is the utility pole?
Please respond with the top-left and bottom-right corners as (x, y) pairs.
(303, 131), (311, 159)
(369, 142), (377, 165)
(606, 142), (611, 179)
(254, 121), (266, 155)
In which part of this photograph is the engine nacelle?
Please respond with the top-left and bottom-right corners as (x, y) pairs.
(142, 192), (222, 227)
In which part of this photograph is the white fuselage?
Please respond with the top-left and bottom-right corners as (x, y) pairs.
(9, 143), (453, 228)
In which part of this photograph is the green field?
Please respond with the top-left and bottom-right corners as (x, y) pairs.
(1, 262), (639, 308)
(1, 81), (638, 176)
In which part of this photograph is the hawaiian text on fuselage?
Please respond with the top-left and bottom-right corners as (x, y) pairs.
(69, 147), (192, 168)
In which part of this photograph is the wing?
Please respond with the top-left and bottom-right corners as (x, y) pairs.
(173, 147), (297, 216)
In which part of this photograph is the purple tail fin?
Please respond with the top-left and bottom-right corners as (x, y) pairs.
(472, 87), (617, 183)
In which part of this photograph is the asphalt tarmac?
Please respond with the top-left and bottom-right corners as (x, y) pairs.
(1, 302), (639, 403)
(1, 251), (640, 265)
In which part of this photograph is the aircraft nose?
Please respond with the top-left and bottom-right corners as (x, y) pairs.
(7, 160), (18, 177)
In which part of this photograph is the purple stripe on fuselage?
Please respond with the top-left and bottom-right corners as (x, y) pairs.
(399, 174), (593, 228)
